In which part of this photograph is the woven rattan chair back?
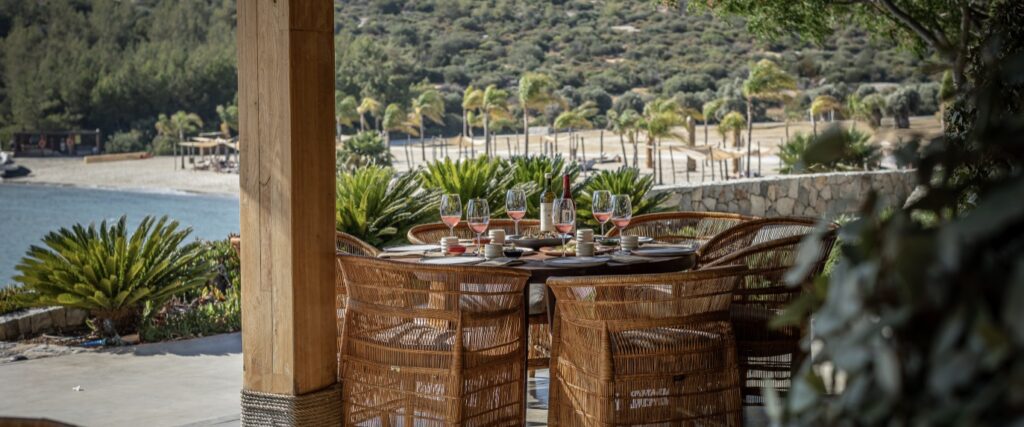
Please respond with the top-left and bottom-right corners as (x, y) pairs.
(337, 255), (531, 426)
(546, 266), (748, 426)
(698, 216), (830, 267)
(605, 211), (756, 244)
(703, 231), (837, 404)
(407, 219), (541, 244)
(335, 231), (380, 257)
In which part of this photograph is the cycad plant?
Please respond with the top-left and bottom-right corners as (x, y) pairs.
(418, 157), (532, 217)
(576, 166), (669, 228)
(15, 216), (212, 335)
(336, 166), (436, 247)
(508, 155), (580, 217)
(336, 131), (393, 173)
(778, 127), (879, 174)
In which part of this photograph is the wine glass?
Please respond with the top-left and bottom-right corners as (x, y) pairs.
(440, 194), (463, 237)
(611, 194), (632, 253)
(466, 198), (490, 255)
(506, 188), (527, 237)
(591, 190), (613, 237)
(552, 198), (576, 257)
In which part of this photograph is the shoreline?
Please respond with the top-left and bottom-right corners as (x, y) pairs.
(1, 179), (239, 199)
(6, 156), (241, 197)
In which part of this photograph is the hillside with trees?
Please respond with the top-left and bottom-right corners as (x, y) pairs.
(0, 0), (942, 151)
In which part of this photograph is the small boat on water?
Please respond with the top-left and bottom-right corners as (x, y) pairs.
(0, 152), (31, 179)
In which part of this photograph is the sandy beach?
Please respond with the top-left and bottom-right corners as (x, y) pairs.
(3, 117), (939, 195)
(9, 156), (241, 196)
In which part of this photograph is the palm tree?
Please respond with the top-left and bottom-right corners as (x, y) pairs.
(742, 59), (796, 176)
(517, 73), (559, 156)
(608, 109), (642, 167)
(718, 111), (746, 175)
(554, 101), (598, 161)
(781, 97), (804, 143)
(382, 103), (417, 151)
(701, 98), (725, 146)
(810, 95), (842, 135)
(335, 93), (359, 138)
(606, 110), (629, 164)
(479, 85), (512, 157)
(357, 97), (382, 132)
(410, 87), (446, 161)
(462, 86), (482, 155)
(215, 104), (238, 138)
(156, 111), (203, 169)
(641, 99), (686, 184)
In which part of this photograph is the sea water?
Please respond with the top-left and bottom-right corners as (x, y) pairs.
(0, 184), (240, 286)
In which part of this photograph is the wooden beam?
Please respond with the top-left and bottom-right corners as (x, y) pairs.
(238, 0), (336, 396)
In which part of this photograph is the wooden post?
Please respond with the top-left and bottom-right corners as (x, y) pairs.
(237, 0), (340, 423)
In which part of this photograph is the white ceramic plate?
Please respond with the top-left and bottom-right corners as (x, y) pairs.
(384, 244), (441, 252)
(419, 256), (485, 265)
(543, 256), (610, 268)
(630, 246), (695, 257)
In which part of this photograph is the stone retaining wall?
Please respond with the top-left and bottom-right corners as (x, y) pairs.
(652, 170), (917, 218)
(0, 307), (89, 341)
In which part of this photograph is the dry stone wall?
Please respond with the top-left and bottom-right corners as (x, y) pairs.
(652, 170), (916, 218)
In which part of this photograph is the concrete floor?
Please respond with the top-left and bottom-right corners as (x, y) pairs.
(0, 333), (763, 426)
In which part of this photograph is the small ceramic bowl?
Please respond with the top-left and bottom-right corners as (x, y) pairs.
(447, 245), (467, 255)
(502, 248), (525, 258)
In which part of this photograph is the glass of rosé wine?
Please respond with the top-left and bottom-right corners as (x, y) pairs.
(440, 194), (463, 237)
(466, 198), (490, 255)
(551, 198), (576, 257)
(591, 190), (613, 237)
(505, 188), (527, 236)
(611, 194), (632, 253)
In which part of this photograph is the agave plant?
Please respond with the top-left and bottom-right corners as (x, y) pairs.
(15, 216), (212, 335)
(418, 157), (535, 216)
(576, 166), (670, 228)
(337, 166), (437, 247)
(336, 131), (393, 172)
(508, 155), (580, 217)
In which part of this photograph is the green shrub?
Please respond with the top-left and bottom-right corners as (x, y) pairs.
(106, 131), (146, 154)
(779, 127), (879, 174)
(418, 157), (535, 217)
(0, 285), (31, 316)
(140, 285), (240, 342)
(508, 155), (579, 218)
(151, 135), (176, 156)
(336, 131), (393, 172)
(14, 216), (212, 336)
(575, 166), (670, 228)
(337, 166), (437, 247)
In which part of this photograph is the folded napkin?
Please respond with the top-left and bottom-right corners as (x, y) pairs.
(610, 254), (658, 264)
(479, 257), (527, 267)
(377, 251), (444, 259)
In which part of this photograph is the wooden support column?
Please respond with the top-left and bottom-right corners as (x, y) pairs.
(237, 0), (339, 423)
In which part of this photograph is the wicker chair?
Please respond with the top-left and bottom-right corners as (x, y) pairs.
(605, 211), (756, 244)
(337, 255), (531, 426)
(703, 231), (837, 404)
(407, 219), (541, 245)
(546, 266), (747, 426)
(698, 216), (831, 267)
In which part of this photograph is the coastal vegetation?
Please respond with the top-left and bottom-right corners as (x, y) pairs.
(778, 127), (879, 174)
(0, 0), (943, 153)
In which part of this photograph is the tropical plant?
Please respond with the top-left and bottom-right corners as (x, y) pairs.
(641, 98), (686, 174)
(462, 85), (482, 142)
(518, 72), (561, 156)
(810, 95), (842, 134)
(381, 103), (417, 148)
(410, 86), (446, 161)
(215, 104), (238, 138)
(742, 59), (796, 173)
(778, 126), (878, 174)
(718, 111), (746, 173)
(576, 166), (670, 228)
(479, 84), (512, 157)
(508, 155), (580, 217)
(418, 157), (532, 217)
(607, 108), (643, 167)
(335, 93), (359, 136)
(155, 111), (203, 168)
(702, 98), (726, 145)
(357, 97), (382, 132)
(554, 101), (598, 158)
(848, 93), (886, 129)
(336, 166), (436, 247)
(336, 131), (393, 172)
(14, 216), (212, 335)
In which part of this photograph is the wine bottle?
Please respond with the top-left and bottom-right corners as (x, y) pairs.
(560, 173), (571, 200)
(540, 173), (555, 233)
